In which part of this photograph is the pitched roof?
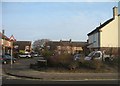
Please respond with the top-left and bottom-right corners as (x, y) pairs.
(87, 18), (114, 36)
(71, 42), (88, 47)
(48, 40), (87, 47)
(14, 41), (31, 45)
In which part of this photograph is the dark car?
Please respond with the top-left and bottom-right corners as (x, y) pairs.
(0, 55), (17, 64)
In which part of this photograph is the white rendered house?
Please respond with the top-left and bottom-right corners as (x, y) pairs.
(87, 7), (119, 55)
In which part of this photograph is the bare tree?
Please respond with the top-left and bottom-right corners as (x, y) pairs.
(32, 39), (50, 53)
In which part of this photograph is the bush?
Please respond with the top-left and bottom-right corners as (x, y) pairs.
(19, 50), (25, 54)
(105, 56), (120, 67)
(47, 55), (60, 67)
(47, 54), (73, 68)
(82, 60), (104, 69)
(68, 61), (80, 70)
(42, 50), (54, 59)
(57, 54), (73, 66)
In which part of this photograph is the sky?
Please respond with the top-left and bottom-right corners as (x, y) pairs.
(1, 1), (119, 42)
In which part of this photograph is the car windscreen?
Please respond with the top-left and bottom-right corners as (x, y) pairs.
(94, 53), (100, 58)
(87, 51), (95, 57)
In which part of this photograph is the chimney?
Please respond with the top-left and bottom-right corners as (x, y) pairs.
(2, 29), (5, 35)
(60, 40), (62, 42)
(113, 6), (118, 18)
(69, 39), (72, 43)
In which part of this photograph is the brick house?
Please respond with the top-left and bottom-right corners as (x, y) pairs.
(0, 30), (13, 55)
(13, 41), (32, 54)
(46, 39), (88, 55)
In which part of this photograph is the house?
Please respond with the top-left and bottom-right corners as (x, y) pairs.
(0, 30), (14, 55)
(47, 39), (88, 55)
(13, 41), (32, 54)
(87, 7), (119, 56)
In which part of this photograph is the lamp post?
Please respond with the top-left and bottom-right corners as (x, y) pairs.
(9, 35), (16, 68)
(10, 41), (13, 68)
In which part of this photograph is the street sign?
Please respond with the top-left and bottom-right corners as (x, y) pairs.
(9, 35), (16, 42)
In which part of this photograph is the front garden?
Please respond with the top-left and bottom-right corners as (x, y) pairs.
(30, 52), (119, 73)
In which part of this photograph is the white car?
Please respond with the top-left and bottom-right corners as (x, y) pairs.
(84, 51), (113, 62)
(19, 53), (32, 58)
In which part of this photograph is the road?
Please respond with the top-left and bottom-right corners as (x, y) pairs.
(2, 57), (41, 85)
(1, 57), (120, 85)
(2, 79), (119, 85)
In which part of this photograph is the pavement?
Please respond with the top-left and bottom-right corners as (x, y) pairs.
(2, 57), (120, 81)
(2, 65), (119, 81)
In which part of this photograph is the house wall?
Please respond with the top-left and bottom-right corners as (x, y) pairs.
(13, 41), (32, 54)
(1, 39), (12, 47)
(100, 17), (118, 47)
(118, 15), (120, 57)
(118, 16), (120, 48)
(0, 39), (13, 55)
(88, 32), (100, 48)
(56, 45), (83, 54)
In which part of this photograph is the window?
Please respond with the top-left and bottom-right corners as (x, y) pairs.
(94, 53), (100, 58)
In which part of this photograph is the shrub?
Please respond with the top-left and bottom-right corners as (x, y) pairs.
(47, 55), (60, 67)
(57, 54), (73, 66)
(47, 54), (73, 68)
(19, 50), (25, 54)
(82, 60), (104, 69)
(68, 61), (80, 70)
(105, 56), (120, 67)
(42, 50), (54, 59)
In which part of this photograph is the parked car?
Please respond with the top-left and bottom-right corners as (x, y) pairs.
(84, 51), (114, 62)
(0, 54), (17, 64)
(19, 53), (32, 58)
(73, 54), (84, 61)
(31, 52), (39, 57)
(74, 54), (81, 61)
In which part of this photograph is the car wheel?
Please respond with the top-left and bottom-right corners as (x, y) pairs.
(105, 57), (110, 62)
(26, 56), (29, 58)
(13, 60), (16, 63)
(3, 61), (7, 64)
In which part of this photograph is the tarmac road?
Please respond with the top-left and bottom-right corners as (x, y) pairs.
(2, 78), (119, 85)
(1, 57), (120, 85)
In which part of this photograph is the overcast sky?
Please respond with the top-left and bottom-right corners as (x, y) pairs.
(1, 1), (118, 42)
